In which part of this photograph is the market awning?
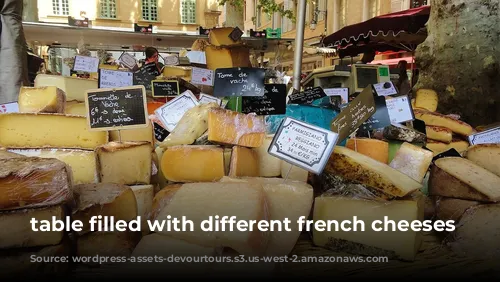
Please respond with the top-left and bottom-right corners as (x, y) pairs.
(368, 56), (414, 66)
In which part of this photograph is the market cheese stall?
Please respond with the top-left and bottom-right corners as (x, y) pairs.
(1, 26), (500, 278)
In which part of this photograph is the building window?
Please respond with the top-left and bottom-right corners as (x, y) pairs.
(99, 0), (116, 19)
(411, 0), (428, 8)
(52, 0), (69, 16)
(142, 0), (158, 22)
(256, 7), (262, 27)
(180, 0), (196, 24)
(282, 0), (294, 32)
(368, 0), (380, 18)
(317, 0), (326, 21)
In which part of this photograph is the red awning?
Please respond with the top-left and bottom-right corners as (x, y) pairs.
(368, 56), (415, 67)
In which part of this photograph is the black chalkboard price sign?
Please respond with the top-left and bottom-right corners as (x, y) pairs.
(133, 63), (160, 91)
(242, 84), (286, 115)
(288, 86), (326, 104)
(213, 67), (265, 97)
(84, 85), (149, 131)
(152, 80), (180, 97)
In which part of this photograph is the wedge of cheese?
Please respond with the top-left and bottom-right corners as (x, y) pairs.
(325, 146), (422, 197)
(208, 108), (265, 147)
(9, 149), (98, 185)
(154, 147), (169, 189)
(18, 86), (66, 113)
(160, 102), (220, 148)
(253, 135), (281, 177)
(414, 109), (474, 136)
(77, 231), (142, 258)
(0, 156), (72, 210)
(223, 147), (232, 176)
(383, 123), (426, 143)
(415, 89), (438, 112)
(466, 144), (500, 177)
(73, 183), (138, 235)
(280, 161), (309, 182)
(154, 182), (269, 256)
(34, 74), (98, 102)
(130, 185), (154, 234)
(313, 195), (424, 261)
(96, 141), (152, 185)
(151, 184), (183, 220)
(389, 142), (433, 183)
(65, 102), (86, 116)
(0, 205), (65, 249)
(162, 66), (192, 81)
(229, 146), (259, 177)
(209, 27), (242, 46)
(132, 233), (218, 257)
(161, 145), (225, 182)
(205, 46), (252, 71)
(429, 157), (500, 202)
(220, 177), (314, 256)
(434, 197), (480, 222)
(426, 125), (452, 143)
(110, 122), (154, 144)
(346, 138), (389, 164)
(426, 138), (469, 156)
(0, 113), (108, 150)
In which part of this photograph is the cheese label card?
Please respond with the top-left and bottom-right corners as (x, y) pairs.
(468, 126), (500, 145)
(373, 81), (398, 96)
(163, 55), (179, 66)
(133, 63), (161, 91)
(98, 69), (134, 88)
(198, 94), (222, 106)
(386, 95), (414, 124)
(151, 80), (180, 97)
(324, 88), (349, 104)
(360, 95), (392, 131)
(119, 53), (138, 70)
(288, 86), (326, 104)
(153, 122), (170, 142)
(0, 102), (19, 113)
(191, 67), (214, 86)
(229, 26), (243, 41)
(213, 67), (265, 97)
(73, 55), (99, 73)
(155, 90), (199, 132)
(330, 87), (376, 142)
(242, 84), (287, 115)
(85, 85), (148, 131)
(268, 117), (338, 175)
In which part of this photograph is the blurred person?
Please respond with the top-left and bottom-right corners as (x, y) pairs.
(396, 60), (411, 95)
(143, 46), (164, 73)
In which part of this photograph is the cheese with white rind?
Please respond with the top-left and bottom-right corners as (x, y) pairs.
(160, 103), (220, 148)
(325, 146), (422, 197)
(466, 144), (500, 177)
(382, 123), (426, 143)
(389, 142), (433, 183)
(73, 183), (138, 235)
(414, 109), (474, 136)
(0, 205), (65, 249)
(154, 182), (269, 256)
(430, 157), (500, 202)
(208, 108), (265, 148)
(18, 86), (66, 113)
(433, 197), (480, 222)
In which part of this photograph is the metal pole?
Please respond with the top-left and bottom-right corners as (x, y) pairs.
(292, 0), (307, 91)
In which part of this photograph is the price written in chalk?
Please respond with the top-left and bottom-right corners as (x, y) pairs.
(151, 80), (179, 97)
(268, 117), (338, 174)
(468, 127), (500, 145)
(213, 67), (265, 97)
(288, 87), (326, 105)
(84, 86), (149, 131)
(242, 84), (286, 115)
(155, 90), (199, 132)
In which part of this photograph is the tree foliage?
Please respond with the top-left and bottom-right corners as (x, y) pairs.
(217, 0), (296, 24)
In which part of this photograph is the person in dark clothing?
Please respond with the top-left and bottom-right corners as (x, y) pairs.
(144, 46), (164, 73)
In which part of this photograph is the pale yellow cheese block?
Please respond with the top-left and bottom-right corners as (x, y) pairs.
(389, 142), (433, 183)
(130, 185), (154, 235)
(426, 138), (469, 156)
(223, 147), (232, 176)
(161, 145), (225, 182)
(0, 113), (108, 150)
(208, 108), (265, 148)
(154, 147), (169, 189)
(65, 102), (86, 116)
(313, 195), (424, 261)
(205, 45), (252, 71)
(34, 74), (98, 102)
(9, 148), (98, 185)
(414, 109), (474, 136)
(280, 161), (309, 182)
(253, 135), (281, 177)
(0, 205), (65, 249)
(96, 141), (152, 185)
(109, 122), (154, 144)
(229, 146), (259, 177)
(18, 86), (66, 113)
(466, 144), (500, 177)
(426, 125), (452, 143)
(162, 66), (192, 81)
(154, 182), (269, 256)
(325, 146), (422, 197)
(415, 89), (438, 112)
(209, 27), (243, 46)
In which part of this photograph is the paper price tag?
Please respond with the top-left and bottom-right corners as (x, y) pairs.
(385, 95), (414, 124)
(468, 127), (500, 145)
(373, 81), (398, 96)
(191, 67), (214, 86)
(198, 94), (222, 106)
(73, 55), (99, 73)
(155, 90), (199, 132)
(0, 102), (19, 113)
(324, 88), (348, 104)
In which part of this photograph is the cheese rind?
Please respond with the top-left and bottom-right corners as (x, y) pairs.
(414, 109), (474, 136)
(209, 27), (243, 46)
(313, 195), (424, 261)
(96, 141), (152, 185)
(77, 231), (141, 258)
(434, 197), (480, 222)
(161, 145), (225, 182)
(415, 89), (438, 112)
(9, 149), (98, 185)
(205, 46), (252, 71)
(110, 122), (154, 144)
(466, 144), (500, 177)
(223, 148), (232, 176)
(34, 74), (98, 102)
(229, 146), (259, 177)
(253, 135), (281, 177)
(73, 183), (138, 235)
(18, 86), (66, 113)
(0, 157), (72, 210)
(130, 185), (154, 234)
(383, 123), (426, 143)
(325, 146), (422, 197)
(0, 205), (65, 249)
(430, 157), (500, 202)
(154, 182), (269, 256)
(208, 108), (265, 147)
(389, 142), (433, 183)
(346, 138), (389, 164)
(0, 113), (108, 150)
(426, 125), (452, 143)
(160, 102), (220, 148)
(426, 138), (469, 156)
